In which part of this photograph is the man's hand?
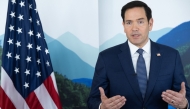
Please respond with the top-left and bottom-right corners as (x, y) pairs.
(161, 82), (188, 109)
(99, 87), (126, 109)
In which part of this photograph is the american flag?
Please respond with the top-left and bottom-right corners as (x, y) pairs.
(0, 0), (62, 109)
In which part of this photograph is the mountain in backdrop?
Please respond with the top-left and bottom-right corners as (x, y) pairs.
(157, 21), (190, 48)
(149, 28), (172, 42)
(0, 32), (95, 79)
(100, 28), (172, 52)
(100, 33), (126, 52)
(47, 39), (94, 79)
(44, 33), (55, 44)
(56, 32), (98, 67)
(0, 34), (4, 47)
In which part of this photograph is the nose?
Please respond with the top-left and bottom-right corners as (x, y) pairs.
(132, 23), (138, 31)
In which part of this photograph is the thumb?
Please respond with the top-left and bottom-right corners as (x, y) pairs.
(179, 82), (186, 95)
(99, 87), (108, 101)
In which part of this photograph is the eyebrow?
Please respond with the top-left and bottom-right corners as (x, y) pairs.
(125, 18), (145, 22)
(137, 18), (145, 20)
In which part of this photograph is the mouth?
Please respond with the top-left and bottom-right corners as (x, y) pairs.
(131, 34), (140, 38)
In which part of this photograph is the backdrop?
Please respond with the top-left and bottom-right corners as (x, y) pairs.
(0, 0), (190, 109)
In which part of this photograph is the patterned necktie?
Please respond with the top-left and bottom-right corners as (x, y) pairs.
(136, 49), (147, 99)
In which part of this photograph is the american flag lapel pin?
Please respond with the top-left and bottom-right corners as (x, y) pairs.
(157, 53), (161, 56)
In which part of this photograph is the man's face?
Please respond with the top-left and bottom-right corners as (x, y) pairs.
(122, 7), (153, 48)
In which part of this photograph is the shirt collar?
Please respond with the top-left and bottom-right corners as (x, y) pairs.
(128, 39), (151, 55)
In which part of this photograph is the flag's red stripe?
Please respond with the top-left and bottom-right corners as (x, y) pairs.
(0, 86), (16, 109)
(44, 76), (62, 109)
(25, 91), (43, 109)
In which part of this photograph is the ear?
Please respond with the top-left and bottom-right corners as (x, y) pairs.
(149, 18), (153, 31)
(122, 21), (126, 32)
(122, 21), (125, 27)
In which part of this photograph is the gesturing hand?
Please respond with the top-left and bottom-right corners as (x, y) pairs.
(161, 82), (188, 108)
(99, 87), (126, 109)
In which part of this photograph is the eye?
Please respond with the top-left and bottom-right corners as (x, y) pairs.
(126, 21), (131, 25)
(138, 20), (144, 24)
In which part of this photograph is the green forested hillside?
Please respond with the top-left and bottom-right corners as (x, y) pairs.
(176, 42), (190, 86)
(55, 72), (90, 109)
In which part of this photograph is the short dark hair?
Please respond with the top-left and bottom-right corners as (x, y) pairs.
(121, 1), (152, 22)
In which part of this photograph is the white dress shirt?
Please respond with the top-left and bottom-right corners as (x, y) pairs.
(128, 39), (151, 78)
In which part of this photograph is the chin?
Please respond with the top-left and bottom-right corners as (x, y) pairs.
(132, 41), (142, 46)
(131, 40), (141, 44)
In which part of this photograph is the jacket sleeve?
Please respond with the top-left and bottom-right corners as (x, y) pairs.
(87, 53), (109, 109)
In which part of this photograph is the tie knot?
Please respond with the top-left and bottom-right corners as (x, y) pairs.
(137, 49), (144, 55)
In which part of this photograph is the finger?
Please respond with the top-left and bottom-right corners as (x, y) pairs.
(113, 96), (126, 105)
(102, 95), (124, 109)
(162, 92), (171, 102)
(108, 95), (122, 103)
(117, 101), (126, 109)
(162, 91), (183, 107)
(99, 87), (108, 100)
(179, 82), (186, 95)
(162, 97), (171, 104)
(163, 89), (187, 107)
(163, 97), (179, 108)
(119, 96), (127, 107)
(162, 95), (176, 105)
(116, 100), (126, 109)
(111, 96), (126, 109)
(165, 90), (181, 98)
(162, 92), (174, 104)
(99, 90), (123, 105)
(162, 91), (178, 101)
(163, 91), (182, 102)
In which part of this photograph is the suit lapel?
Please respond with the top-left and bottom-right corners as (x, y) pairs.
(118, 41), (143, 103)
(144, 41), (162, 103)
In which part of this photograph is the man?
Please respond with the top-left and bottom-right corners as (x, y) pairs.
(87, 1), (190, 109)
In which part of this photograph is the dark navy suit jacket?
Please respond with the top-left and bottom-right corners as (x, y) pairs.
(87, 40), (190, 109)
